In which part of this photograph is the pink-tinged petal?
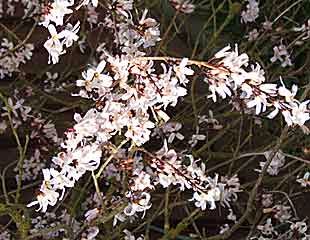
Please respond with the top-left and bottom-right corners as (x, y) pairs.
(42, 169), (51, 181)
(267, 108), (279, 119)
(86, 69), (96, 80)
(255, 102), (262, 115)
(26, 200), (38, 208)
(96, 60), (106, 73)
(48, 24), (57, 36)
(92, 0), (98, 7)
(292, 84), (298, 95)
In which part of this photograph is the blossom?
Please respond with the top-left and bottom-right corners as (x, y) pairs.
(44, 24), (66, 64)
(174, 58), (194, 85)
(272, 204), (291, 222)
(289, 100), (310, 126)
(169, 0), (195, 14)
(124, 192), (152, 217)
(257, 218), (277, 236)
(85, 208), (100, 222)
(131, 171), (154, 191)
(247, 95), (268, 115)
(278, 79), (298, 103)
(258, 150), (285, 176)
(42, 0), (74, 27)
(297, 172), (310, 187)
(160, 122), (184, 143)
(61, 21), (80, 47)
(270, 44), (293, 67)
(61, 144), (103, 181)
(138, 10), (161, 48)
(123, 229), (144, 240)
(109, 0), (133, 18)
(190, 188), (221, 210)
(290, 221), (308, 235)
(77, 60), (113, 91)
(241, 0), (259, 24)
(46, 168), (74, 199)
(206, 77), (232, 102)
(27, 180), (59, 212)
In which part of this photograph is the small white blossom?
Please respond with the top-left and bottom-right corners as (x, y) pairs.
(297, 172), (310, 187)
(241, 0), (259, 24)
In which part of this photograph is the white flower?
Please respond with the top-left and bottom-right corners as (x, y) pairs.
(85, 208), (100, 222)
(0, 121), (7, 133)
(207, 78), (232, 102)
(257, 218), (276, 236)
(27, 180), (59, 212)
(297, 172), (310, 187)
(188, 133), (206, 148)
(278, 78), (298, 103)
(256, 150), (286, 176)
(190, 187), (221, 210)
(245, 84), (276, 115)
(131, 172), (154, 191)
(123, 229), (144, 240)
(77, 60), (113, 90)
(169, 0), (195, 14)
(262, 20), (273, 31)
(44, 24), (66, 64)
(161, 122), (184, 143)
(270, 44), (293, 67)
(158, 173), (174, 188)
(290, 100), (310, 126)
(62, 144), (102, 181)
(272, 204), (291, 222)
(124, 192), (152, 217)
(174, 58), (194, 85)
(113, 213), (127, 226)
(62, 21), (80, 47)
(247, 95), (268, 115)
(138, 10), (161, 48)
(46, 168), (74, 199)
(241, 0), (259, 24)
(42, 0), (73, 26)
(214, 45), (249, 72)
(125, 117), (155, 146)
(290, 221), (308, 234)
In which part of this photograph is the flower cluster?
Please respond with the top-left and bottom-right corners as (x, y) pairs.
(1, 91), (59, 181)
(202, 45), (309, 131)
(0, 38), (34, 79)
(0, 0), (41, 18)
(40, 0), (82, 64)
(256, 150), (286, 176)
(27, 3), (310, 238)
(270, 43), (293, 67)
(104, 142), (240, 221)
(241, 0), (259, 24)
(250, 192), (310, 240)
